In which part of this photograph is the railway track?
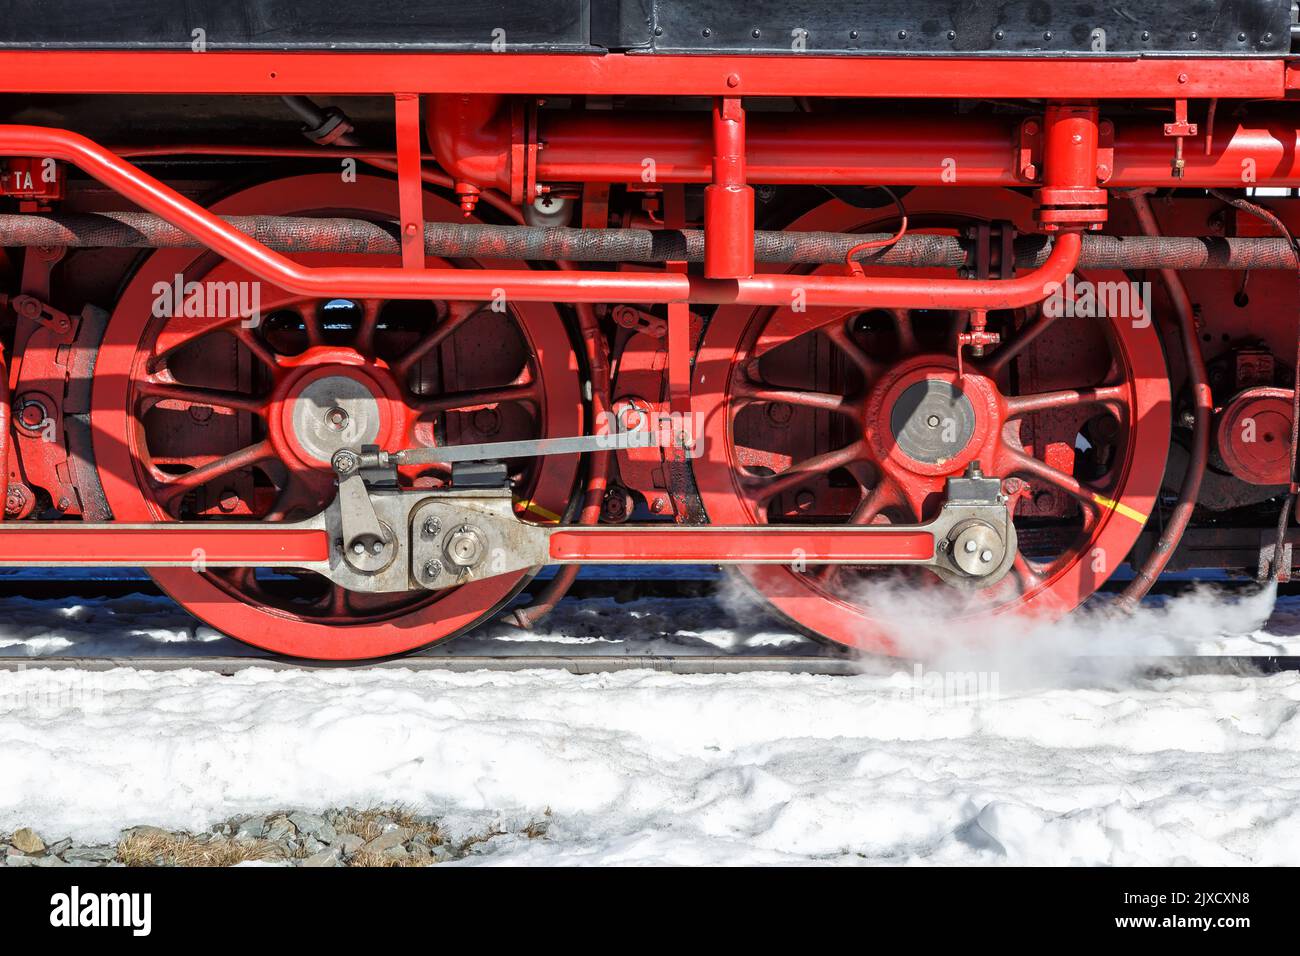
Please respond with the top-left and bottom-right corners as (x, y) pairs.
(1, 652), (1297, 676)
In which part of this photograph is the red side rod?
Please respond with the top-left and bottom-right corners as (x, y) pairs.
(549, 528), (934, 564)
(0, 525), (329, 566)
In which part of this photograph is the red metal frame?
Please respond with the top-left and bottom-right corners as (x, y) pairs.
(0, 51), (1283, 98)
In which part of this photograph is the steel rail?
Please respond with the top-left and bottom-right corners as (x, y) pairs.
(0, 655), (1294, 675)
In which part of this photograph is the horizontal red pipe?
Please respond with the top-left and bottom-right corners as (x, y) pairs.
(0, 52), (1281, 99)
(438, 99), (1300, 190)
(549, 528), (935, 563)
(0, 525), (328, 565)
(0, 125), (1081, 311)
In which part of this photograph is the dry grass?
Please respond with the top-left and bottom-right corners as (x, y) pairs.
(348, 848), (427, 868)
(110, 806), (549, 867)
(117, 830), (282, 867)
(523, 807), (553, 840)
(331, 805), (445, 846)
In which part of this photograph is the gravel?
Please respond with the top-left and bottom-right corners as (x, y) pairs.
(0, 808), (535, 867)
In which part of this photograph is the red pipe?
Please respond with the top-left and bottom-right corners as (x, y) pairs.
(0, 342), (8, 524)
(704, 97), (755, 279)
(1115, 192), (1211, 610)
(0, 124), (1081, 311)
(508, 301), (611, 629)
(430, 96), (1300, 191)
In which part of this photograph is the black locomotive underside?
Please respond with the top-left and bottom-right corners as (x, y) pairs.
(0, 0), (1290, 55)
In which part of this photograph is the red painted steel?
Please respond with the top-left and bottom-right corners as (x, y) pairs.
(393, 93), (427, 270)
(690, 190), (1173, 654)
(87, 175), (582, 660)
(0, 526), (327, 564)
(704, 97), (754, 279)
(0, 125), (1085, 312)
(432, 100), (1300, 191)
(549, 528), (935, 563)
(0, 51), (1281, 98)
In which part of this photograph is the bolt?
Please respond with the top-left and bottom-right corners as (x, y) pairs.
(927, 414), (941, 428)
(980, 549), (994, 563)
(325, 407), (349, 431)
(423, 516), (442, 537)
(18, 401), (45, 429)
(218, 489), (240, 513)
(351, 541), (365, 555)
(766, 402), (794, 426)
(472, 407), (501, 436)
(370, 540), (384, 556)
(423, 560), (443, 579)
(964, 539), (978, 553)
(726, 73), (740, 88)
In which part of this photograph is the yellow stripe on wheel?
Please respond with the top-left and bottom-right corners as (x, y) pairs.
(1091, 492), (1148, 525)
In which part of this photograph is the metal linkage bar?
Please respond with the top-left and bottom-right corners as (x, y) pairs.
(0, 523), (329, 567)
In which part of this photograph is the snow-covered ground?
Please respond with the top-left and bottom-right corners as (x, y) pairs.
(2, 579), (1300, 864)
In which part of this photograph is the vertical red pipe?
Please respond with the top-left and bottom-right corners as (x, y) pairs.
(1115, 192), (1211, 608)
(704, 97), (754, 278)
(0, 343), (7, 524)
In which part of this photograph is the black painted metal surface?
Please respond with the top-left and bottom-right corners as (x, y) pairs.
(0, 0), (1288, 55)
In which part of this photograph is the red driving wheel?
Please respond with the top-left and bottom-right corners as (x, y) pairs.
(690, 190), (1171, 653)
(91, 175), (582, 659)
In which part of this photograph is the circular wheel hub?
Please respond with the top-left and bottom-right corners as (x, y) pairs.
(889, 377), (976, 466)
(269, 348), (406, 469)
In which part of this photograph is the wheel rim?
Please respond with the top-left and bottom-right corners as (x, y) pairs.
(690, 191), (1171, 654)
(91, 175), (581, 659)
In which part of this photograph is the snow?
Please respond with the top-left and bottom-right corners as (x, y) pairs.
(2, 580), (1300, 865)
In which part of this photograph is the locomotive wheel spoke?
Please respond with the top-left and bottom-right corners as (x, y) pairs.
(1012, 552), (1046, 591)
(983, 309), (1056, 377)
(1003, 384), (1128, 418)
(394, 301), (477, 378)
(155, 440), (275, 504)
(355, 299), (382, 355)
(415, 379), (542, 415)
(136, 379), (267, 416)
(746, 440), (866, 505)
(1000, 445), (1099, 521)
(228, 325), (281, 370)
(890, 308), (918, 355)
(848, 475), (900, 526)
(301, 301), (327, 348)
(732, 380), (861, 415)
(823, 322), (884, 379)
